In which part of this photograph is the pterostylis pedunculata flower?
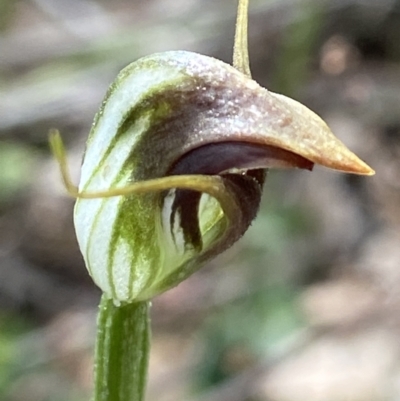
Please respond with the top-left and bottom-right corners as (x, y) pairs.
(50, 1), (374, 400)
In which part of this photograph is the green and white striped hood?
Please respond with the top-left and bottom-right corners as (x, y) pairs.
(74, 50), (373, 303)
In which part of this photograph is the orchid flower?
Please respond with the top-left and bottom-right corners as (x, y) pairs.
(50, 1), (374, 400)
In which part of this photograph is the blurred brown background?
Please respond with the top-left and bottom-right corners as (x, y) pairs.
(0, 0), (398, 400)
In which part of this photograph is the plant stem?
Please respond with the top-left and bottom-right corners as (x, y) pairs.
(94, 294), (150, 401)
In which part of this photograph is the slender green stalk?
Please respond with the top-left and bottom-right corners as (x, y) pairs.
(94, 295), (150, 401)
(233, 0), (251, 77)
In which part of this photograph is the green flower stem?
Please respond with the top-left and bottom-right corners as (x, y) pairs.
(94, 294), (150, 401)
